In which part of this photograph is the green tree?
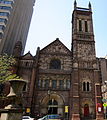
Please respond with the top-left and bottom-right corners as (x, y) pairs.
(0, 54), (19, 83)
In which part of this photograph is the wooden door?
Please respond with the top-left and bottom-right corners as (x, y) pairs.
(84, 104), (89, 116)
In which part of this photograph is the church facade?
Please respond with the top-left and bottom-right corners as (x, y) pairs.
(14, 2), (104, 120)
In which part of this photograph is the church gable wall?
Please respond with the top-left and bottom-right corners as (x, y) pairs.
(40, 39), (71, 55)
(39, 54), (72, 71)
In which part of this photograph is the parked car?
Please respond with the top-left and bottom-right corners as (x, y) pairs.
(38, 114), (61, 120)
(22, 116), (35, 120)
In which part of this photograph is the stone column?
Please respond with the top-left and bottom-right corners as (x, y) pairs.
(71, 69), (80, 120)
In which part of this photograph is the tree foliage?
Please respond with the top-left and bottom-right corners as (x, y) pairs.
(0, 54), (19, 83)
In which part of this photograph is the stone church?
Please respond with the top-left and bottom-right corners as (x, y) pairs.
(3, 1), (105, 120)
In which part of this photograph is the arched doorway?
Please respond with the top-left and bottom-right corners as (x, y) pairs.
(48, 99), (58, 114)
(40, 93), (64, 116)
(84, 104), (89, 117)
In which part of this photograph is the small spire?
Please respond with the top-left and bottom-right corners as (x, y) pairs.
(74, 0), (77, 10)
(28, 51), (30, 53)
(56, 38), (59, 40)
(88, 2), (92, 11)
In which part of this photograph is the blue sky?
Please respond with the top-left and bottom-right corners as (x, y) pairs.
(24, 0), (107, 57)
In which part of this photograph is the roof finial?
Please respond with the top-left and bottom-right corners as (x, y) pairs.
(88, 2), (92, 11)
(56, 38), (59, 40)
(74, 0), (77, 10)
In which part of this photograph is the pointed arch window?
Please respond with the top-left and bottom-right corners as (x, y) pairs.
(85, 21), (88, 32)
(83, 82), (91, 91)
(79, 20), (82, 31)
(83, 82), (86, 91)
(87, 82), (90, 91)
(50, 59), (61, 69)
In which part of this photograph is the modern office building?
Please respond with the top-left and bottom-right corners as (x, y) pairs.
(0, 0), (35, 55)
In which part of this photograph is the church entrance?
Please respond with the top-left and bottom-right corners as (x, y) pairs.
(84, 104), (89, 117)
(40, 93), (64, 116)
(48, 99), (58, 114)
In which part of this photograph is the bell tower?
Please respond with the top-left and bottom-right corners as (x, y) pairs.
(71, 1), (103, 120)
(72, 1), (95, 61)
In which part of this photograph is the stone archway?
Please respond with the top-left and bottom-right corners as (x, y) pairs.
(40, 93), (64, 116)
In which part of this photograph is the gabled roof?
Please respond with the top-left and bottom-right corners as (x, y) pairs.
(40, 38), (71, 55)
(21, 51), (34, 60)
